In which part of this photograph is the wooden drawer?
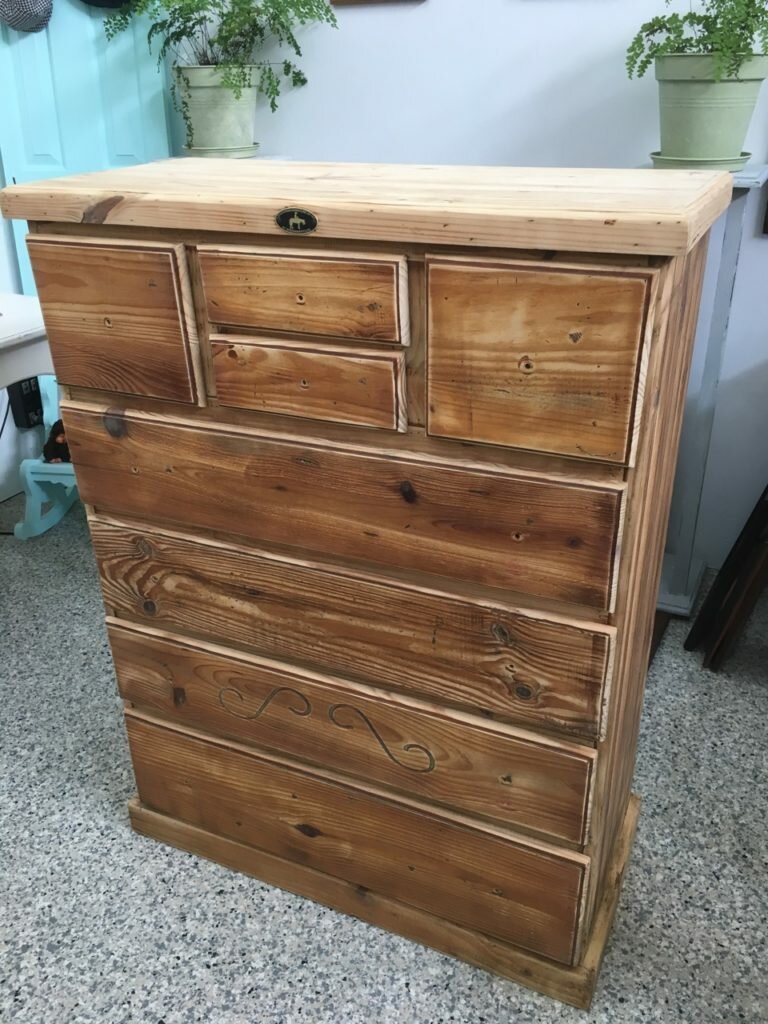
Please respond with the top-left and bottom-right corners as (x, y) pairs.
(66, 405), (624, 608)
(92, 518), (613, 739)
(198, 245), (410, 344)
(27, 236), (203, 404)
(126, 713), (589, 964)
(211, 335), (407, 431)
(111, 623), (596, 844)
(427, 257), (654, 463)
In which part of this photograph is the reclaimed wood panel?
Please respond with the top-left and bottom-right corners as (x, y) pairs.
(126, 713), (589, 964)
(198, 246), (410, 343)
(211, 335), (407, 431)
(427, 258), (653, 463)
(2, 161), (732, 256)
(27, 236), (203, 404)
(66, 405), (624, 607)
(585, 240), (709, 934)
(110, 622), (596, 844)
(92, 517), (613, 738)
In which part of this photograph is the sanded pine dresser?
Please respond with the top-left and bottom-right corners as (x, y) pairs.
(1, 161), (730, 1008)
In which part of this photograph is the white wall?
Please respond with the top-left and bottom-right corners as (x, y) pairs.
(254, 0), (768, 166)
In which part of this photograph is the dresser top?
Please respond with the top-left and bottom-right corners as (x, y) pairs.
(0, 158), (731, 256)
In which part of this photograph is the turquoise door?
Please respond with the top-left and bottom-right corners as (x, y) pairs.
(0, 0), (170, 293)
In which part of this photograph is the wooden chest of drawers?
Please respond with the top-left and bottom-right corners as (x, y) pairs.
(1, 160), (730, 1008)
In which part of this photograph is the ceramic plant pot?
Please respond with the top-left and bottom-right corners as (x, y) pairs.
(652, 53), (768, 170)
(174, 65), (259, 158)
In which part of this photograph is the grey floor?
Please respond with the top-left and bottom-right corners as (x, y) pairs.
(1, 494), (767, 1024)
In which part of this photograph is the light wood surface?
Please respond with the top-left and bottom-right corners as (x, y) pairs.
(585, 240), (709, 934)
(211, 335), (407, 431)
(125, 712), (589, 964)
(427, 257), (654, 462)
(198, 246), (410, 344)
(1, 159), (731, 255)
(110, 622), (595, 844)
(129, 793), (639, 1011)
(66, 403), (624, 607)
(92, 516), (613, 738)
(28, 236), (203, 404)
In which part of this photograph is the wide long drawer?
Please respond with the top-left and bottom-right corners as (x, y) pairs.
(92, 517), (613, 738)
(111, 623), (596, 844)
(66, 404), (624, 608)
(126, 713), (589, 964)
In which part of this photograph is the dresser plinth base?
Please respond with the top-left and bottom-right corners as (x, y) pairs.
(128, 794), (640, 1010)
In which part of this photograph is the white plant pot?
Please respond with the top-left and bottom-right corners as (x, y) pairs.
(174, 65), (259, 158)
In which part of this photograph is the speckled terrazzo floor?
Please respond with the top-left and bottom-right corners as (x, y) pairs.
(1, 494), (766, 1024)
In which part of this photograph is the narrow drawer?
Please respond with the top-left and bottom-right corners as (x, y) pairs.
(111, 623), (596, 844)
(93, 517), (613, 739)
(66, 404), (624, 608)
(427, 257), (654, 463)
(27, 236), (202, 404)
(126, 713), (589, 964)
(211, 335), (407, 431)
(198, 245), (410, 344)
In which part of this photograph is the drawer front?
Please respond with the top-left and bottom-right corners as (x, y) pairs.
(211, 336), (407, 431)
(198, 246), (410, 344)
(93, 518), (612, 739)
(28, 236), (202, 404)
(67, 406), (623, 608)
(126, 713), (588, 964)
(111, 624), (595, 844)
(427, 258), (653, 463)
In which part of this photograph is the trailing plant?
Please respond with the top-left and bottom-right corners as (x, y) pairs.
(105, 0), (337, 146)
(627, 0), (768, 79)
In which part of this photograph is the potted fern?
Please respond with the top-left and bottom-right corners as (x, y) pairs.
(105, 0), (337, 157)
(627, 0), (768, 169)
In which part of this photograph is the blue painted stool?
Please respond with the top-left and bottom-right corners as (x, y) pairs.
(14, 375), (79, 539)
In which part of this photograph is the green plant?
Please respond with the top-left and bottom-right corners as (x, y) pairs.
(627, 0), (768, 79)
(105, 0), (337, 146)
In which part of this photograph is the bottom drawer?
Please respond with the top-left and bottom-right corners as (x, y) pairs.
(126, 713), (589, 965)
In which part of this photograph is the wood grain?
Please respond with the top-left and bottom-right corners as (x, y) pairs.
(110, 622), (596, 844)
(92, 516), (613, 738)
(427, 258), (653, 462)
(27, 236), (203, 404)
(125, 712), (589, 964)
(129, 793), (638, 1010)
(66, 403), (624, 607)
(2, 160), (732, 256)
(211, 335), (407, 431)
(198, 245), (409, 344)
(585, 240), (709, 934)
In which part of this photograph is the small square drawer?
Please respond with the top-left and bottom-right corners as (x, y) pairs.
(427, 257), (655, 463)
(27, 236), (203, 404)
(197, 245), (410, 344)
(211, 335), (407, 431)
